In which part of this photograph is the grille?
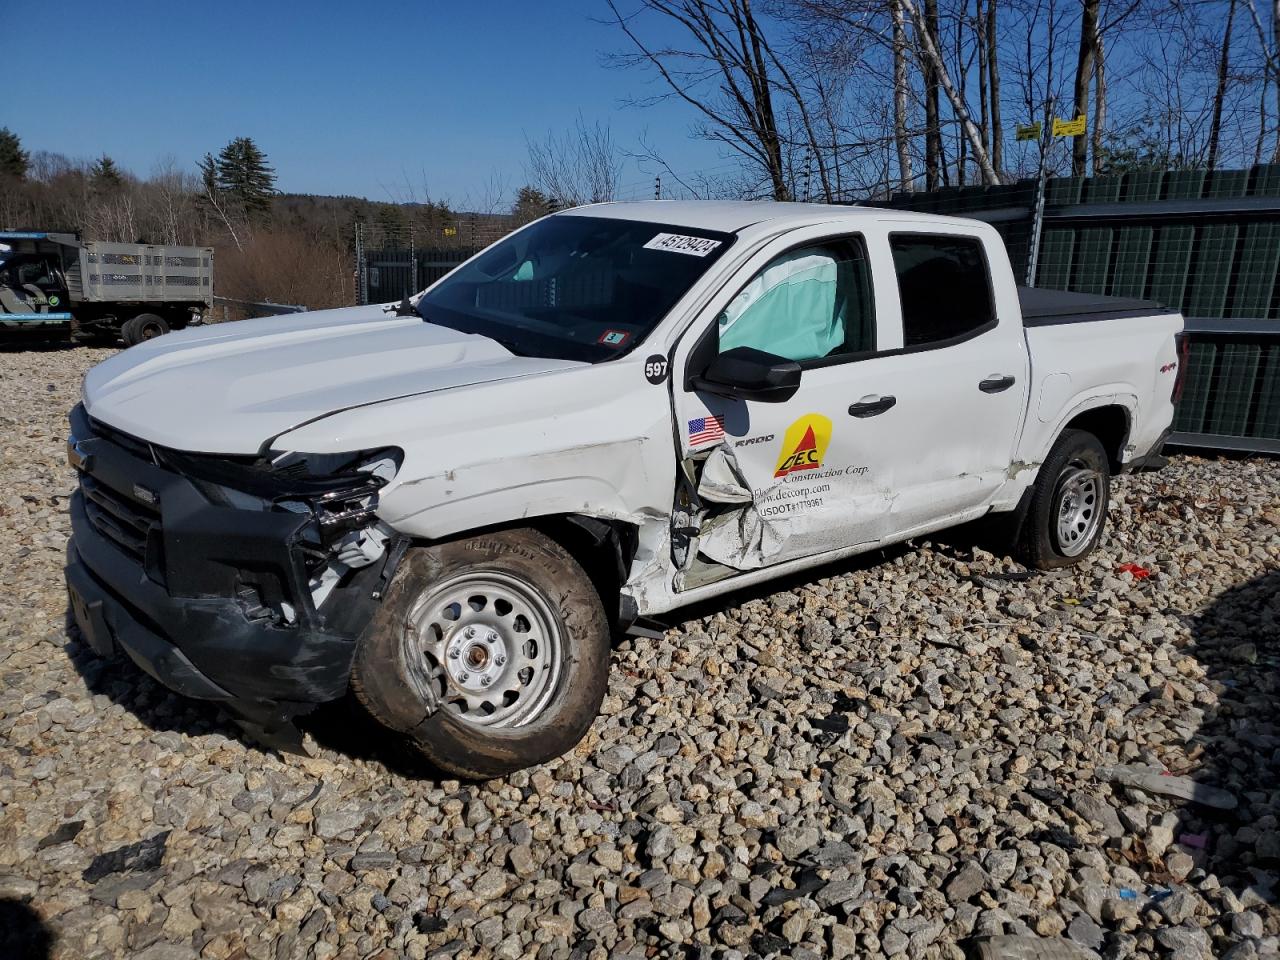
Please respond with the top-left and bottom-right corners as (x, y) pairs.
(81, 474), (160, 565)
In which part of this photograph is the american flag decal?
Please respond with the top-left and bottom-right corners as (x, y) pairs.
(688, 414), (726, 445)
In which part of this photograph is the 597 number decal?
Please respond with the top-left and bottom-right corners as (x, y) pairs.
(644, 355), (669, 385)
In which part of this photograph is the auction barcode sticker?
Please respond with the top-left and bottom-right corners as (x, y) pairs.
(643, 233), (723, 257)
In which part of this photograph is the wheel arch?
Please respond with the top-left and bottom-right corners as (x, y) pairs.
(393, 513), (643, 630)
(1061, 404), (1131, 473)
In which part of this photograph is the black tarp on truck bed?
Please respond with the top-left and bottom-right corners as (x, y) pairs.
(1018, 286), (1171, 326)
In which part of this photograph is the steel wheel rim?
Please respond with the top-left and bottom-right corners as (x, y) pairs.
(403, 572), (565, 728)
(1054, 460), (1103, 557)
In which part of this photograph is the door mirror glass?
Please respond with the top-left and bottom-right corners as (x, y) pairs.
(694, 346), (801, 403)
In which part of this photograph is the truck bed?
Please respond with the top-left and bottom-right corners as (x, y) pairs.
(75, 241), (213, 308)
(1019, 286), (1169, 326)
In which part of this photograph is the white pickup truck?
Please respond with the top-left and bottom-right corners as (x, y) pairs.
(65, 202), (1184, 777)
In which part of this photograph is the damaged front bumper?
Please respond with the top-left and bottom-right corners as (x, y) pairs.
(64, 406), (391, 750)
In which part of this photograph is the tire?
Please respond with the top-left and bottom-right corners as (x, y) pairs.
(122, 313), (170, 346)
(351, 529), (611, 779)
(1016, 428), (1111, 570)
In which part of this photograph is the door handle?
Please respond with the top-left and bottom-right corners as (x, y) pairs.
(979, 374), (1016, 393)
(848, 395), (897, 418)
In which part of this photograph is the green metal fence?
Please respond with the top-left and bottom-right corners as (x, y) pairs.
(355, 245), (477, 306)
(879, 164), (1280, 453)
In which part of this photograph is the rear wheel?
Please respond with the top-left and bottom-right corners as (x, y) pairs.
(122, 313), (170, 346)
(1016, 428), (1111, 569)
(351, 529), (610, 779)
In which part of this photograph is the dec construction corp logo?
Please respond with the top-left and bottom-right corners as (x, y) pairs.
(773, 414), (832, 478)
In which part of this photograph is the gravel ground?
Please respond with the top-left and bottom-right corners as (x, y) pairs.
(0, 345), (1277, 960)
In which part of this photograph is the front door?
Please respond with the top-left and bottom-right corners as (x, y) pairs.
(670, 228), (905, 580)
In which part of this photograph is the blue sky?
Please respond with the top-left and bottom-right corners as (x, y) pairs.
(5, 0), (729, 206)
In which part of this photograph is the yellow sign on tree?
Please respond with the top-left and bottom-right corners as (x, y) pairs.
(1052, 114), (1087, 138)
(1015, 122), (1042, 142)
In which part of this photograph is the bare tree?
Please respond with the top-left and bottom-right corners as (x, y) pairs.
(892, 0), (915, 190)
(525, 116), (623, 207)
(922, 0), (945, 187)
(1241, 0), (1280, 159)
(1072, 0), (1101, 174)
(605, 0), (797, 199)
(900, 0), (1002, 182)
(1208, 0), (1240, 169)
(987, 0), (1004, 173)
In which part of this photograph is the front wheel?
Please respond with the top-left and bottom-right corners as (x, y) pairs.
(1016, 428), (1111, 569)
(351, 529), (610, 779)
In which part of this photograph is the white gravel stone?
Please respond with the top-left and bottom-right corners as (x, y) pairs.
(0, 346), (1277, 959)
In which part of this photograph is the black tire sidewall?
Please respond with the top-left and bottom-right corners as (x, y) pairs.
(123, 313), (169, 346)
(353, 530), (610, 779)
(1024, 429), (1111, 569)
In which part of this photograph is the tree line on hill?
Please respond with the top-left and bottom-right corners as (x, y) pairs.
(0, 130), (470, 314)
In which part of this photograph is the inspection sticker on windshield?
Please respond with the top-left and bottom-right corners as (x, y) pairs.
(644, 233), (722, 257)
(598, 329), (631, 347)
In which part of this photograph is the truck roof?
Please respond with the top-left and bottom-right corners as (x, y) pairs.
(556, 199), (982, 234)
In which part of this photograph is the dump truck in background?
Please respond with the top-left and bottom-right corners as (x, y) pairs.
(0, 231), (213, 345)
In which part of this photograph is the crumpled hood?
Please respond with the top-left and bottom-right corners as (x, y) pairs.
(82, 305), (583, 454)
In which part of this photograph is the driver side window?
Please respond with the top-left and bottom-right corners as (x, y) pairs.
(717, 238), (875, 364)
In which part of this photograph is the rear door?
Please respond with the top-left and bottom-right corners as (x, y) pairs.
(874, 230), (1029, 533)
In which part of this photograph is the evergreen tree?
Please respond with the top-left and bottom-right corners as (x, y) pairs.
(375, 203), (407, 244)
(197, 152), (219, 197)
(0, 127), (28, 180)
(214, 137), (276, 216)
(512, 185), (551, 224)
(91, 154), (124, 189)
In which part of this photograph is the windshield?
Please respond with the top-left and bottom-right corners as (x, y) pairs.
(416, 215), (735, 362)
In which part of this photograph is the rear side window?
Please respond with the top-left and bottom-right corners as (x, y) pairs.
(890, 234), (994, 347)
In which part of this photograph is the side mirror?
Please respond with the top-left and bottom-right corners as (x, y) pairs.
(690, 346), (801, 403)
